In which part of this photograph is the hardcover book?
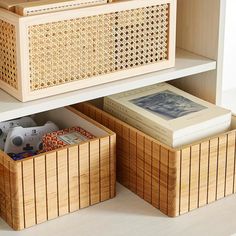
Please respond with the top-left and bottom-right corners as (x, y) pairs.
(104, 83), (231, 147)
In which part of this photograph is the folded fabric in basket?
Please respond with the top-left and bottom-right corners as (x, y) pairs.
(43, 126), (96, 151)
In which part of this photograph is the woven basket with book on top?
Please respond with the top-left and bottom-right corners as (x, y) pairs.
(74, 84), (235, 217)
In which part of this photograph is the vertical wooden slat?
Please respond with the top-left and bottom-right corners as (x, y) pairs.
(46, 152), (58, 220)
(57, 149), (69, 216)
(22, 159), (36, 228)
(114, 121), (123, 183)
(88, 106), (96, 120)
(151, 143), (160, 208)
(225, 133), (236, 196)
(110, 134), (116, 198)
(0, 153), (4, 219)
(101, 113), (109, 128)
(9, 163), (14, 227)
(159, 147), (169, 214)
(34, 156), (47, 224)
(122, 126), (130, 188)
(129, 130), (137, 193)
(137, 133), (144, 198)
(208, 138), (218, 203)
(68, 146), (79, 212)
(108, 117), (115, 131)
(83, 103), (89, 116)
(144, 139), (152, 203)
(189, 144), (200, 210)
(79, 143), (90, 208)
(95, 109), (102, 124)
(4, 157), (12, 226)
(89, 140), (100, 205)
(100, 137), (110, 201)
(199, 141), (209, 207)
(0, 155), (6, 221)
(11, 162), (24, 230)
(217, 136), (227, 200)
(180, 147), (190, 215)
(168, 151), (181, 217)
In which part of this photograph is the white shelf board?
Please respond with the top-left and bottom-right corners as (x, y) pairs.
(222, 88), (236, 114)
(0, 48), (216, 122)
(1, 183), (236, 236)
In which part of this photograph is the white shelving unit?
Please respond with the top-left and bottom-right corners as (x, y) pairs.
(0, 48), (216, 122)
(222, 89), (236, 114)
(0, 0), (231, 235)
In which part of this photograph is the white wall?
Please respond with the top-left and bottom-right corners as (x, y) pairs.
(222, 0), (236, 91)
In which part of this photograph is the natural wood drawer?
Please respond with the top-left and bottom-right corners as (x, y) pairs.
(75, 102), (236, 217)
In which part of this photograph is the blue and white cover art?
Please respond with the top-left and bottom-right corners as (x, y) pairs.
(129, 90), (207, 120)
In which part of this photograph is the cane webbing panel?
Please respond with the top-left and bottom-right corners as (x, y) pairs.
(0, 20), (17, 89)
(28, 4), (169, 91)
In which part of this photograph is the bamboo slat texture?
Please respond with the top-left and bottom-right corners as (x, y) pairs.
(0, 109), (116, 231)
(75, 102), (236, 217)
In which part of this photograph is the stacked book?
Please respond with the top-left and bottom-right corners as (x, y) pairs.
(104, 83), (231, 147)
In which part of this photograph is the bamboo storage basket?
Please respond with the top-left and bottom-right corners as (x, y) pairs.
(0, 106), (116, 230)
(0, 0), (176, 102)
(75, 102), (236, 217)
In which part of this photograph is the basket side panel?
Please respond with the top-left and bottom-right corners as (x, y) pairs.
(0, 20), (18, 90)
(27, 4), (170, 91)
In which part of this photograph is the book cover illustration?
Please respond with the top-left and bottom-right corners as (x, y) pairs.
(130, 90), (207, 121)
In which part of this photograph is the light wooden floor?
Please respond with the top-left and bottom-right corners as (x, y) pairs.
(1, 183), (236, 236)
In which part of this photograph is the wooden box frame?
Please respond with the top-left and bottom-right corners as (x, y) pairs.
(75, 102), (236, 217)
(0, 0), (176, 102)
(0, 106), (116, 230)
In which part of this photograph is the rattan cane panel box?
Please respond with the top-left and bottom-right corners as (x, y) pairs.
(75, 102), (236, 217)
(0, 0), (176, 101)
(0, 107), (116, 231)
